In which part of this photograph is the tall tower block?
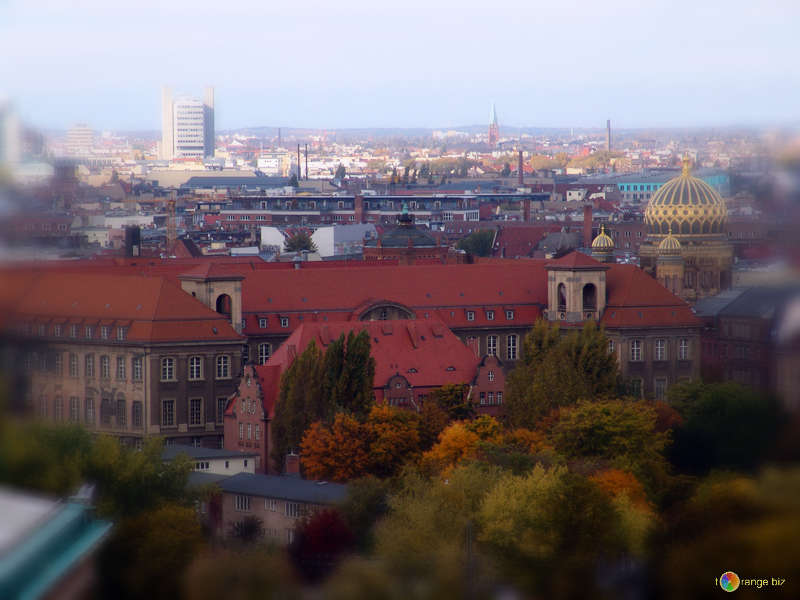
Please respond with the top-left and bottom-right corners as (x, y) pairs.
(160, 86), (174, 160)
(488, 103), (499, 147)
(606, 119), (612, 152)
(203, 86), (215, 158)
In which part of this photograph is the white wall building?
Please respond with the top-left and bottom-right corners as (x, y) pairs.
(161, 86), (215, 160)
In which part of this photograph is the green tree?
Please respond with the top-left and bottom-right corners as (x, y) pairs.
(184, 549), (299, 600)
(455, 229), (495, 257)
(428, 383), (474, 421)
(505, 320), (619, 428)
(335, 164), (347, 179)
(229, 515), (265, 545)
(284, 231), (317, 253)
(500, 162), (511, 177)
(668, 381), (782, 474)
(288, 173), (299, 187)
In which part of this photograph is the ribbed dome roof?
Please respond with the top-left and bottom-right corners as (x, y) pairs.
(591, 224), (614, 251)
(644, 157), (727, 236)
(658, 227), (682, 255)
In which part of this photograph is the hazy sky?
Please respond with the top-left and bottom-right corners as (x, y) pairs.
(2, 0), (798, 131)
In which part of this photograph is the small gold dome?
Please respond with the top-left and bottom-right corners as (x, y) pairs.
(591, 224), (614, 251)
(658, 225), (682, 255)
(644, 156), (727, 236)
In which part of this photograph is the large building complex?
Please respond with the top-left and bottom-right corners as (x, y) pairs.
(160, 86), (215, 161)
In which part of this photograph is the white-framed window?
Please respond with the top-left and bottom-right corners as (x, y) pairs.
(132, 401), (143, 428)
(239, 423), (244, 440)
(678, 338), (690, 360)
(488, 392), (494, 405)
(487, 335), (498, 356)
(497, 391), (503, 404)
(259, 318), (268, 328)
(69, 396), (80, 422)
(488, 370), (495, 382)
(247, 423), (252, 439)
(162, 399), (175, 427)
(630, 339), (642, 362)
(85, 354), (95, 378)
(54, 353), (63, 375)
(255, 424), (260, 441)
(84, 326), (93, 339)
(265, 498), (277, 511)
(53, 324), (62, 337)
(117, 327), (127, 341)
(286, 502), (302, 518)
(189, 398), (203, 426)
(466, 311), (475, 321)
(189, 356), (203, 380)
(116, 356), (126, 379)
(235, 495), (251, 512)
(132, 357), (143, 381)
(117, 398), (126, 428)
(486, 310), (494, 321)
(654, 377), (668, 400)
(480, 392), (486, 405)
(630, 378), (643, 398)
(655, 339), (667, 361)
(216, 355), (231, 379)
(85, 395), (95, 424)
(195, 461), (210, 470)
(608, 339), (615, 355)
(217, 397), (226, 424)
(54, 396), (63, 421)
(70, 353), (79, 377)
(161, 357), (175, 381)
(101, 326), (110, 340)
(280, 317), (289, 328)
(70, 324), (78, 338)
(258, 343), (272, 365)
(507, 334), (518, 360)
(505, 310), (514, 320)
(286, 529), (295, 544)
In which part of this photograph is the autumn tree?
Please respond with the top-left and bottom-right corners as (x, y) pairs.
(300, 413), (370, 482)
(284, 231), (317, 253)
(288, 509), (355, 583)
(365, 405), (421, 478)
(427, 383), (475, 420)
(505, 320), (619, 428)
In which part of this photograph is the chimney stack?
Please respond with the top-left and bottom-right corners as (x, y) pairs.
(284, 452), (300, 477)
(297, 144), (301, 179)
(583, 205), (593, 248)
(304, 143), (309, 180)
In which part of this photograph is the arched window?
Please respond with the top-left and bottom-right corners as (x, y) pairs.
(557, 283), (567, 312)
(582, 283), (597, 311)
(216, 294), (232, 317)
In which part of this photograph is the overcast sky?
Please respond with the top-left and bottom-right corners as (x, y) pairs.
(1, 0), (798, 131)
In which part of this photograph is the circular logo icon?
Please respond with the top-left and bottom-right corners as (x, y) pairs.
(720, 571), (740, 592)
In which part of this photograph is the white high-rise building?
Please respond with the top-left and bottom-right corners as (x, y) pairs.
(65, 123), (94, 156)
(160, 86), (214, 161)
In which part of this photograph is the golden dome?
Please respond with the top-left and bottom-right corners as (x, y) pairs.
(644, 156), (727, 236)
(591, 224), (614, 251)
(658, 225), (682, 255)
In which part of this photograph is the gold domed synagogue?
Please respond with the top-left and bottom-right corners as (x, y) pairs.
(639, 157), (733, 303)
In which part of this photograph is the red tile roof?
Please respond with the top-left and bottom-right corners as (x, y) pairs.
(545, 251), (607, 270)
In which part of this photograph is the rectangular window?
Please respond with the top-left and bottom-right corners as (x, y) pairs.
(466, 311), (475, 321)
(101, 326), (110, 340)
(117, 327), (127, 341)
(505, 310), (514, 320)
(486, 310), (494, 321)
(85, 395), (95, 424)
(487, 391), (494, 405)
(216, 355), (230, 379)
(69, 396), (80, 422)
(54, 396), (63, 421)
(655, 339), (667, 361)
(53, 324), (62, 337)
(70, 324), (78, 338)
(85, 326), (93, 339)
(85, 354), (95, 378)
(217, 397), (226, 424)
(258, 343), (272, 365)
(265, 498), (277, 511)
(161, 357), (175, 381)
(117, 356), (126, 379)
(608, 339), (615, 355)
(189, 398), (203, 426)
(132, 401), (143, 428)
(247, 423), (252, 440)
(189, 356), (203, 380)
(255, 424), (260, 441)
(235, 495), (251, 512)
(678, 338), (690, 360)
(630, 339), (642, 362)
(54, 353), (63, 375)
(487, 335), (497, 356)
(497, 391), (503, 404)
(479, 392), (486, 405)
(259, 318), (268, 328)
(507, 335), (518, 360)
(239, 423), (244, 440)
(488, 370), (495, 382)
(630, 378), (643, 398)
(280, 317), (289, 328)
(132, 357), (143, 381)
(100, 355), (110, 378)
(117, 399), (126, 428)
(285, 502), (302, 518)
(654, 377), (668, 400)
(162, 399), (175, 427)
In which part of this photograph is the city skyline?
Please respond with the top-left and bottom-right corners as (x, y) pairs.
(2, 0), (799, 131)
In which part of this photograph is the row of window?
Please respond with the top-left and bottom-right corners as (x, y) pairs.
(26, 323), (128, 341)
(35, 352), (144, 381)
(37, 394), (144, 429)
(233, 495), (304, 519)
(471, 334), (519, 360)
(465, 309), (514, 322)
(479, 391), (503, 406)
(256, 317), (289, 329)
(614, 338), (691, 362)
(161, 355), (231, 381)
(238, 422), (262, 441)
(161, 397), (228, 427)
(628, 376), (683, 400)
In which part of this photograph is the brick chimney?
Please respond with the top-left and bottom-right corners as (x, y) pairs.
(523, 198), (531, 223)
(284, 452), (300, 477)
(354, 195), (364, 223)
(583, 204), (593, 248)
(518, 150), (524, 186)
